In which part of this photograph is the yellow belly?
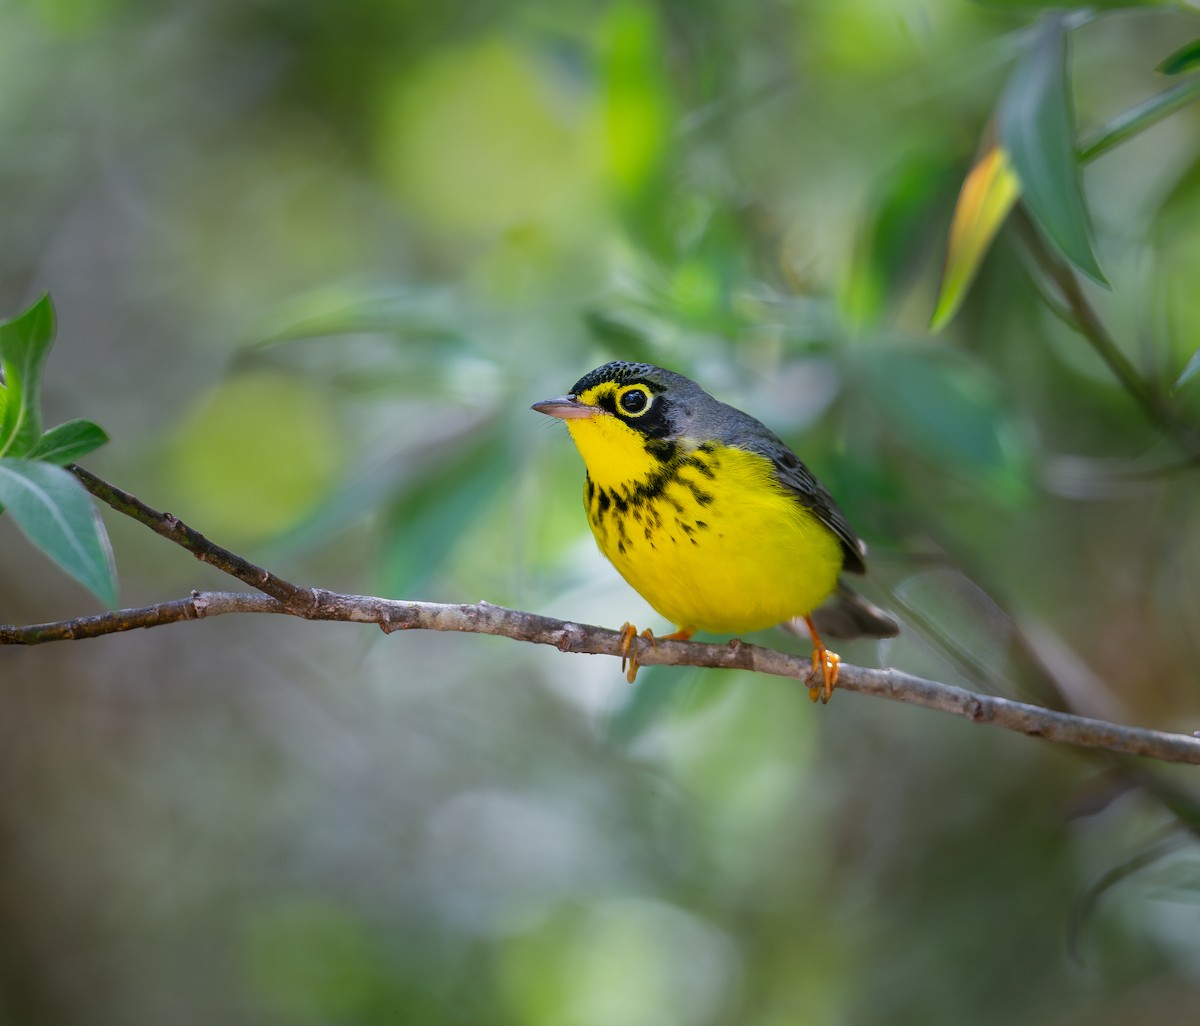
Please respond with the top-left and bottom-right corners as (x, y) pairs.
(584, 443), (843, 635)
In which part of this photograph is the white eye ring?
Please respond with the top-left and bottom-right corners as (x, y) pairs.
(618, 386), (652, 417)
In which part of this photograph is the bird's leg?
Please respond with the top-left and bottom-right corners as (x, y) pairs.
(618, 622), (640, 682)
(803, 615), (841, 704)
(618, 623), (656, 684)
(618, 624), (694, 684)
(659, 628), (695, 643)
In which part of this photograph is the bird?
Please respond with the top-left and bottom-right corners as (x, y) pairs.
(532, 360), (897, 702)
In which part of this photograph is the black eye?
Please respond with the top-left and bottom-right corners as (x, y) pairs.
(619, 388), (650, 415)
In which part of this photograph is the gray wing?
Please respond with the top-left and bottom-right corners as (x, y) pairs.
(725, 415), (868, 575)
(762, 438), (867, 574)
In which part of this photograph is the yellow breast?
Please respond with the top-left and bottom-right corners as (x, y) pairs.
(569, 429), (844, 635)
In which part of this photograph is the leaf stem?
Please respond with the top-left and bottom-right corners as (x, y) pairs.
(1013, 207), (1200, 456)
(1078, 75), (1200, 166)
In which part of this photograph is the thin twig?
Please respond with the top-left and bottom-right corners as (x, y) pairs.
(69, 464), (315, 610)
(3, 589), (1199, 766)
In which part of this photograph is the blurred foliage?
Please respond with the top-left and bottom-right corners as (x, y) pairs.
(999, 12), (1106, 283)
(3, 0), (1200, 1024)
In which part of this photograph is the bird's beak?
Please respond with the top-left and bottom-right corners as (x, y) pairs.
(531, 395), (605, 420)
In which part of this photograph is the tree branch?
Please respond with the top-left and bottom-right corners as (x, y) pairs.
(68, 464), (315, 610)
(12, 468), (1196, 767)
(4, 589), (1199, 767)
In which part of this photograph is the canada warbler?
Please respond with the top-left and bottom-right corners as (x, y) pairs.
(533, 361), (897, 701)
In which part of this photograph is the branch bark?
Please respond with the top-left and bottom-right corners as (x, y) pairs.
(4, 588), (1199, 767)
(4, 468), (1196, 766)
(70, 464), (315, 610)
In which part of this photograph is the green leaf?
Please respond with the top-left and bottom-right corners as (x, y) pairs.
(1158, 37), (1200, 76)
(27, 419), (110, 465)
(997, 13), (1106, 284)
(0, 458), (117, 606)
(931, 144), (1022, 332)
(1078, 76), (1200, 164)
(0, 294), (56, 458)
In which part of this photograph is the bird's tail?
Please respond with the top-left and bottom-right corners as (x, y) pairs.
(795, 579), (899, 640)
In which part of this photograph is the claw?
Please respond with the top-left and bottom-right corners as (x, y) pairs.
(617, 624), (693, 684)
(803, 615), (841, 704)
(618, 622), (639, 682)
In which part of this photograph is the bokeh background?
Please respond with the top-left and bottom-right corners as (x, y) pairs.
(4, 0), (1200, 1023)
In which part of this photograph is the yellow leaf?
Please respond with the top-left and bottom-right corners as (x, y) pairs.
(931, 144), (1022, 332)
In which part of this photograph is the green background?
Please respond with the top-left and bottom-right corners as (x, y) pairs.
(3, 0), (1200, 1023)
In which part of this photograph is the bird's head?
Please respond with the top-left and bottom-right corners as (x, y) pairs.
(532, 362), (707, 489)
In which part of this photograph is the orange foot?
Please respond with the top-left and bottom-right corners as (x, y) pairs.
(803, 615), (841, 704)
(618, 623), (694, 684)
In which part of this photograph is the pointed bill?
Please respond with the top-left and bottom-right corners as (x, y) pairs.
(531, 396), (606, 420)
